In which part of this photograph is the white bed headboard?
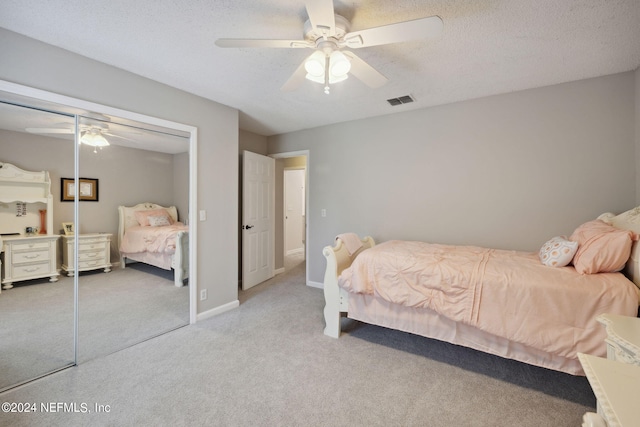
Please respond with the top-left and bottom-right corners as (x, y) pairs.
(598, 209), (640, 289)
(117, 202), (179, 249)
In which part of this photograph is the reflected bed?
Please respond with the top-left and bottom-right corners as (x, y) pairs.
(118, 203), (188, 287)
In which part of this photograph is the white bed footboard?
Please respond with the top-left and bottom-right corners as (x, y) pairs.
(323, 235), (375, 338)
(171, 231), (189, 287)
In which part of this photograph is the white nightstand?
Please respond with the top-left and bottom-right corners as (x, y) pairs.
(1, 234), (60, 291)
(596, 313), (640, 366)
(579, 353), (640, 427)
(61, 233), (112, 276)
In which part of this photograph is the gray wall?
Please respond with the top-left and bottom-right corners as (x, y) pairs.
(268, 72), (637, 285)
(0, 28), (239, 314)
(0, 129), (187, 260)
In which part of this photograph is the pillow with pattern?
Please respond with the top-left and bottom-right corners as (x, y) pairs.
(539, 236), (578, 267)
(134, 209), (174, 226)
(148, 215), (172, 227)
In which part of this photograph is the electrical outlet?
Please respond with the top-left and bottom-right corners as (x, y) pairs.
(200, 289), (207, 301)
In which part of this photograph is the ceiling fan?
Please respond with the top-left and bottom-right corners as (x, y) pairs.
(215, 0), (443, 94)
(26, 123), (135, 152)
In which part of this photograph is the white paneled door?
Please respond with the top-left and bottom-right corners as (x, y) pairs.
(242, 150), (275, 290)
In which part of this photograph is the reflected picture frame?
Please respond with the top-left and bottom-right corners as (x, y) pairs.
(62, 222), (75, 236)
(61, 177), (99, 202)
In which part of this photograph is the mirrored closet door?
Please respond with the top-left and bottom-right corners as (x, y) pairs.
(75, 116), (191, 363)
(0, 101), (75, 391)
(0, 90), (192, 391)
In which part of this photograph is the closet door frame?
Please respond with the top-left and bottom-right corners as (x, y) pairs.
(0, 79), (199, 370)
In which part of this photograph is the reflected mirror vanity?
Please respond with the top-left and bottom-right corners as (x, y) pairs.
(0, 162), (59, 289)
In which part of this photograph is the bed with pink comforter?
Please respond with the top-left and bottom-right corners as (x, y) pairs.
(118, 203), (189, 288)
(325, 226), (640, 375)
(338, 240), (638, 372)
(119, 223), (188, 269)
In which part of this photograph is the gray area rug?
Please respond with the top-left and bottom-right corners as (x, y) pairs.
(1, 255), (594, 426)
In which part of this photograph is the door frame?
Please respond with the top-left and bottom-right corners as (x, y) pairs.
(0, 80), (199, 325)
(270, 150), (310, 286)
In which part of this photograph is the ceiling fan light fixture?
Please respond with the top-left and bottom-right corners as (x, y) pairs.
(304, 51), (326, 77)
(305, 73), (325, 84)
(329, 50), (351, 77)
(80, 130), (110, 147)
(328, 73), (348, 84)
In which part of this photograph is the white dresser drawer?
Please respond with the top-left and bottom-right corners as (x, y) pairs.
(78, 250), (106, 261)
(78, 242), (108, 252)
(78, 259), (104, 269)
(12, 250), (51, 264)
(11, 241), (51, 252)
(11, 262), (52, 279)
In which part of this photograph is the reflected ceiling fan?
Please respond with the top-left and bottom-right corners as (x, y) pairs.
(215, 0), (443, 94)
(26, 123), (135, 152)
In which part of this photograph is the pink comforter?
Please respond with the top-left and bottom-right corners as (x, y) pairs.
(339, 240), (639, 359)
(119, 223), (188, 255)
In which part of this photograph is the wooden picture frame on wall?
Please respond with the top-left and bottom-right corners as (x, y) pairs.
(61, 177), (99, 202)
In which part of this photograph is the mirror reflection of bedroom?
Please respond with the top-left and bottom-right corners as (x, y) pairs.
(0, 98), (190, 392)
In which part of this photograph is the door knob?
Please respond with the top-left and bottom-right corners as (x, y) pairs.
(243, 225), (254, 230)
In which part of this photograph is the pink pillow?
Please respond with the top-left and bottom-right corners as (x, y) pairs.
(570, 220), (635, 274)
(134, 209), (174, 227)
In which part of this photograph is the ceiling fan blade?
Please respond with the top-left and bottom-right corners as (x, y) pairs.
(281, 59), (309, 92)
(305, 0), (336, 37)
(26, 127), (73, 134)
(344, 15), (443, 48)
(104, 132), (136, 142)
(342, 51), (388, 89)
(215, 39), (313, 49)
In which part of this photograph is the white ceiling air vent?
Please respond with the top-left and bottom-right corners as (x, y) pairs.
(387, 95), (415, 106)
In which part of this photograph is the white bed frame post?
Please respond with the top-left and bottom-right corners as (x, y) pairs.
(172, 230), (189, 287)
(322, 236), (375, 338)
(322, 245), (342, 338)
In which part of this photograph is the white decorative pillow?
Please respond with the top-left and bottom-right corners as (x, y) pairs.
(539, 236), (578, 267)
(148, 215), (171, 227)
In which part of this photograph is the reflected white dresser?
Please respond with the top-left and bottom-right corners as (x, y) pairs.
(1, 235), (60, 291)
(61, 233), (112, 276)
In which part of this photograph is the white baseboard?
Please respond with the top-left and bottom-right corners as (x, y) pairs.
(196, 299), (239, 322)
(274, 267), (285, 275)
(307, 280), (323, 289)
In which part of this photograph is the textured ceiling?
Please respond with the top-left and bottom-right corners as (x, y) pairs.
(1, 0), (639, 136)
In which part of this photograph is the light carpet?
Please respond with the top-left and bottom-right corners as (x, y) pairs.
(0, 255), (594, 426)
(0, 262), (189, 392)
